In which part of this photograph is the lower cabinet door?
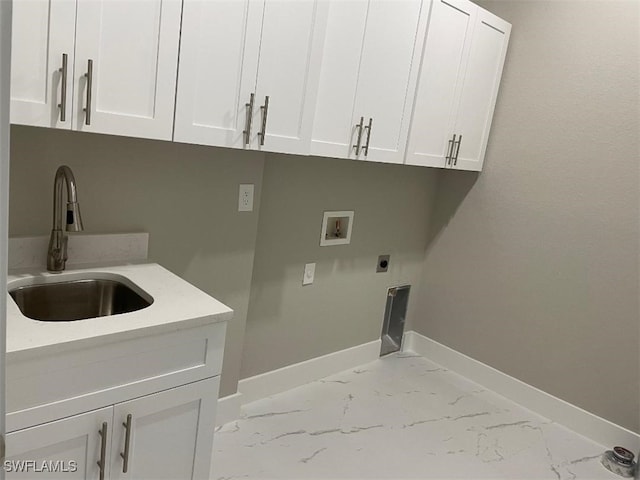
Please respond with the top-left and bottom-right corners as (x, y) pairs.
(109, 377), (220, 480)
(5, 407), (113, 479)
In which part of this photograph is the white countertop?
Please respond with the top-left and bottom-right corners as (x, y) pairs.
(6, 263), (233, 358)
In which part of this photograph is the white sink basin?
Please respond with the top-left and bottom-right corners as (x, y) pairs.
(9, 274), (153, 321)
(6, 263), (233, 356)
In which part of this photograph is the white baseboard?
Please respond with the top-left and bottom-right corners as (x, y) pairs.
(404, 331), (640, 451)
(238, 339), (382, 405)
(216, 392), (243, 427)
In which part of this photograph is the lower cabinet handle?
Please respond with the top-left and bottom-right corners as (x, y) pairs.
(453, 134), (462, 166)
(243, 93), (255, 146)
(120, 414), (133, 473)
(362, 117), (373, 156)
(97, 422), (107, 480)
(353, 116), (364, 155)
(83, 59), (93, 126)
(257, 95), (269, 146)
(58, 53), (68, 122)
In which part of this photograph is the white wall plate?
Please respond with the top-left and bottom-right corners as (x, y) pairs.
(320, 210), (354, 246)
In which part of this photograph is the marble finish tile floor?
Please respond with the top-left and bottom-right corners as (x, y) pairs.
(212, 353), (615, 480)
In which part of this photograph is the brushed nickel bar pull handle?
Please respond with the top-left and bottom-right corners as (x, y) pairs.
(120, 414), (132, 473)
(453, 134), (462, 166)
(243, 93), (255, 146)
(446, 134), (456, 166)
(58, 53), (68, 122)
(362, 117), (373, 156)
(97, 422), (107, 480)
(353, 116), (364, 155)
(257, 95), (269, 146)
(83, 59), (93, 125)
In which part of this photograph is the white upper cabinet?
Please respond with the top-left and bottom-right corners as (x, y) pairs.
(11, 0), (510, 169)
(252, 0), (328, 155)
(405, 0), (475, 169)
(405, 0), (510, 171)
(352, 0), (429, 164)
(10, 0), (76, 129)
(451, 8), (511, 171)
(11, 0), (181, 140)
(309, 0), (367, 159)
(174, 0), (262, 149)
(73, 0), (182, 140)
(311, 0), (429, 164)
(175, 0), (328, 155)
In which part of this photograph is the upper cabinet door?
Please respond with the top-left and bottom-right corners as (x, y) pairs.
(251, 0), (329, 155)
(405, 0), (477, 168)
(310, 0), (369, 159)
(311, 0), (428, 164)
(405, 0), (510, 170)
(10, 0), (76, 129)
(352, 0), (428, 164)
(174, 0), (263, 149)
(452, 8), (511, 171)
(110, 378), (219, 480)
(73, 0), (182, 141)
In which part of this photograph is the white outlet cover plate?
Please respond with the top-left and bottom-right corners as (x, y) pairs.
(303, 263), (316, 286)
(239, 184), (254, 212)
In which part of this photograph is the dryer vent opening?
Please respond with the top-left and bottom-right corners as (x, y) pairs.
(380, 285), (410, 356)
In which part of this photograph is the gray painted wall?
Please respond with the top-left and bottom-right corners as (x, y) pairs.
(9, 126), (265, 397)
(414, 0), (640, 432)
(8, 127), (439, 396)
(242, 154), (438, 378)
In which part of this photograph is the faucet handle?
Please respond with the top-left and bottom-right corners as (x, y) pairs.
(62, 235), (69, 263)
(47, 230), (68, 272)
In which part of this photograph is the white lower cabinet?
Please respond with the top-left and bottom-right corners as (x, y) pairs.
(5, 377), (219, 480)
(5, 407), (113, 480)
(110, 378), (218, 480)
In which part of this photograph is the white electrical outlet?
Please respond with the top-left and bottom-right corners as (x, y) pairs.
(238, 184), (254, 212)
(303, 263), (316, 286)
